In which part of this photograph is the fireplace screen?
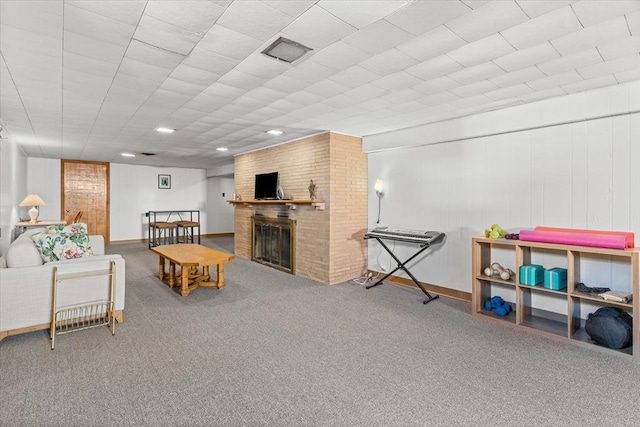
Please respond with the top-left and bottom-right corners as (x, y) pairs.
(252, 216), (295, 274)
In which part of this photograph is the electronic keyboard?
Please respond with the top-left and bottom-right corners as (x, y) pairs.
(364, 227), (445, 245)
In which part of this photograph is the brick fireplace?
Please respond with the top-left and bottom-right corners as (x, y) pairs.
(231, 132), (368, 285)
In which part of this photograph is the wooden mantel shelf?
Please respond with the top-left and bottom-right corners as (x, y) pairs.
(227, 199), (325, 211)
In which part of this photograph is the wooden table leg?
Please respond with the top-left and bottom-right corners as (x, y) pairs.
(180, 264), (190, 297)
(158, 256), (165, 281)
(168, 262), (176, 288)
(217, 264), (226, 290)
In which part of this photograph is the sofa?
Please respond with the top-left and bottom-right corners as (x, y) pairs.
(0, 226), (125, 341)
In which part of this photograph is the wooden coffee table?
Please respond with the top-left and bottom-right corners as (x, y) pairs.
(150, 244), (235, 296)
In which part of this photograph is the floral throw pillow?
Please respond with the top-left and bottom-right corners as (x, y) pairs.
(31, 223), (94, 262)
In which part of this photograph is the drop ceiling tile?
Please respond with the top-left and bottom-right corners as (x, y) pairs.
(357, 48), (417, 77)
(198, 25), (263, 60)
(66, 0), (146, 26)
(169, 63), (220, 86)
(125, 39), (186, 69)
(447, 33), (515, 67)
(64, 30), (128, 64)
(614, 67), (640, 83)
(371, 71), (424, 91)
(628, 10), (640, 35)
(144, 0), (225, 35)
(1, 25), (61, 58)
(537, 48), (603, 76)
(414, 76), (461, 95)
(259, 1), (316, 18)
(281, 5), (356, 50)
(571, 0), (640, 28)
(489, 66), (546, 88)
(282, 60), (336, 84)
(450, 94), (492, 109)
(216, 0), (293, 40)
(516, 1), (574, 18)
(493, 42), (560, 72)
(446, 0), (528, 42)
(385, 0), (471, 36)
(159, 78), (207, 97)
(598, 36), (640, 60)
(448, 61), (504, 84)
(305, 80), (351, 98)
(484, 83), (534, 101)
(450, 80), (499, 97)
(405, 55), (463, 80)
(562, 74), (619, 94)
(501, 6), (582, 50)
(379, 87), (423, 104)
(419, 91), (460, 107)
(1, 1), (62, 38)
(283, 90), (326, 106)
(309, 41), (371, 71)
(578, 54), (640, 79)
(526, 70), (583, 91)
(133, 14), (203, 56)
(342, 19), (414, 55)
(218, 69), (268, 91)
(263, 75), (310, 93)
(343, 84), (390, 102)
(461, 1), (493, 9)
(234, 55), (290, 80)
(551, 16), (630, 55)
(320, 93), (356, 109)
(396, 25), (466, 62)
(329, 65), (381, 88)
(182, 47), (238, 75)
(64, 4), (137, 45)
(318, 0), (408, 29)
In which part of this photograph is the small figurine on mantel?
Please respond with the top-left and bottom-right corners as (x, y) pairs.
(308, 179), (316, 200)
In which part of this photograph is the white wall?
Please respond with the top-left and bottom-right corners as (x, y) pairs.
(23, 160), (234, 242)
(0, 134), (28, 254)
(365, 82), (640, 297)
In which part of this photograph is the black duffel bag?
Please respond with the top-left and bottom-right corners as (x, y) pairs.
(585, 307), (633, 349)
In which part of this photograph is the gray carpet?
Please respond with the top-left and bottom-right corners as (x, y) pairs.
(1, 236), (639, 427)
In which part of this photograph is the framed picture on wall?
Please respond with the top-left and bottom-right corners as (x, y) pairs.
(158, 174), (171, 189)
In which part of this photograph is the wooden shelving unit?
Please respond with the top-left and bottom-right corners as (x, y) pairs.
(472, 237), (640, 362)
(228, 199), (325, 210)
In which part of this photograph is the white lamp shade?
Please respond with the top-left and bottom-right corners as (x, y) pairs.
(19, 194), (46, 207)
(374, 179), (384, 193)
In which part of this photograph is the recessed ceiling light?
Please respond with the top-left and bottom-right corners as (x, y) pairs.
(120, 152), (135, 157)
(156, 127), (175, 134)
(216, 147), (228, 152)
(262, 37), (313, 63)
(266, 129), (283, 136)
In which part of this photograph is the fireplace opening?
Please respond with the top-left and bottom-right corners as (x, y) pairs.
(252, 216), (295, 274)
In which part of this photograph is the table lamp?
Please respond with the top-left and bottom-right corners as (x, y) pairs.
(19, 194), (46, 223)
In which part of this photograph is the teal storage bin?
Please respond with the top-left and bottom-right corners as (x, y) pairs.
(519, 264), (544, 285)
(544, 267), (567, 290)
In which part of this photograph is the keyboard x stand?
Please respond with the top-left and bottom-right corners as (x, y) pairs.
(365, 237), (439, 304)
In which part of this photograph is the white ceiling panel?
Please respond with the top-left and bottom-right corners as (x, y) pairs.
(397, 26), (466, 62)
(66, 0), (146, 26)
(318, 0), (408, 29)
(577, 54), (640, 79)
(405, 55), (464, 80)
(385, 0), (471, 36)
(1, 0), (638, 169)
(446, 0), (528, 42)
(551, 16), (631, 55)
(281, 5), (356, 50)
(216, 0), (293, 40)
(516, 1), (575, 19)
(501, 6), (582, 50)
(537, 48), (603, 76)
(571, 0), (640, 28)
(342, 19), (414, 56)
(598, 36), (640, 60)
(447, 33), (515, 67)
(493, 42), (560, 72)
(144, 0), (226, 35)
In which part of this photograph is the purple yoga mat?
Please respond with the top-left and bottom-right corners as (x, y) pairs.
(519, 229), (628, 249)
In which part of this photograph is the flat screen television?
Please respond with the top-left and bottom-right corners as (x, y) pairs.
(254, 172), (279, 200)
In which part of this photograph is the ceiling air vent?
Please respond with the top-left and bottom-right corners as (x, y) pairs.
(262, 37), (312, 63)
(140, 152), (156, 156)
